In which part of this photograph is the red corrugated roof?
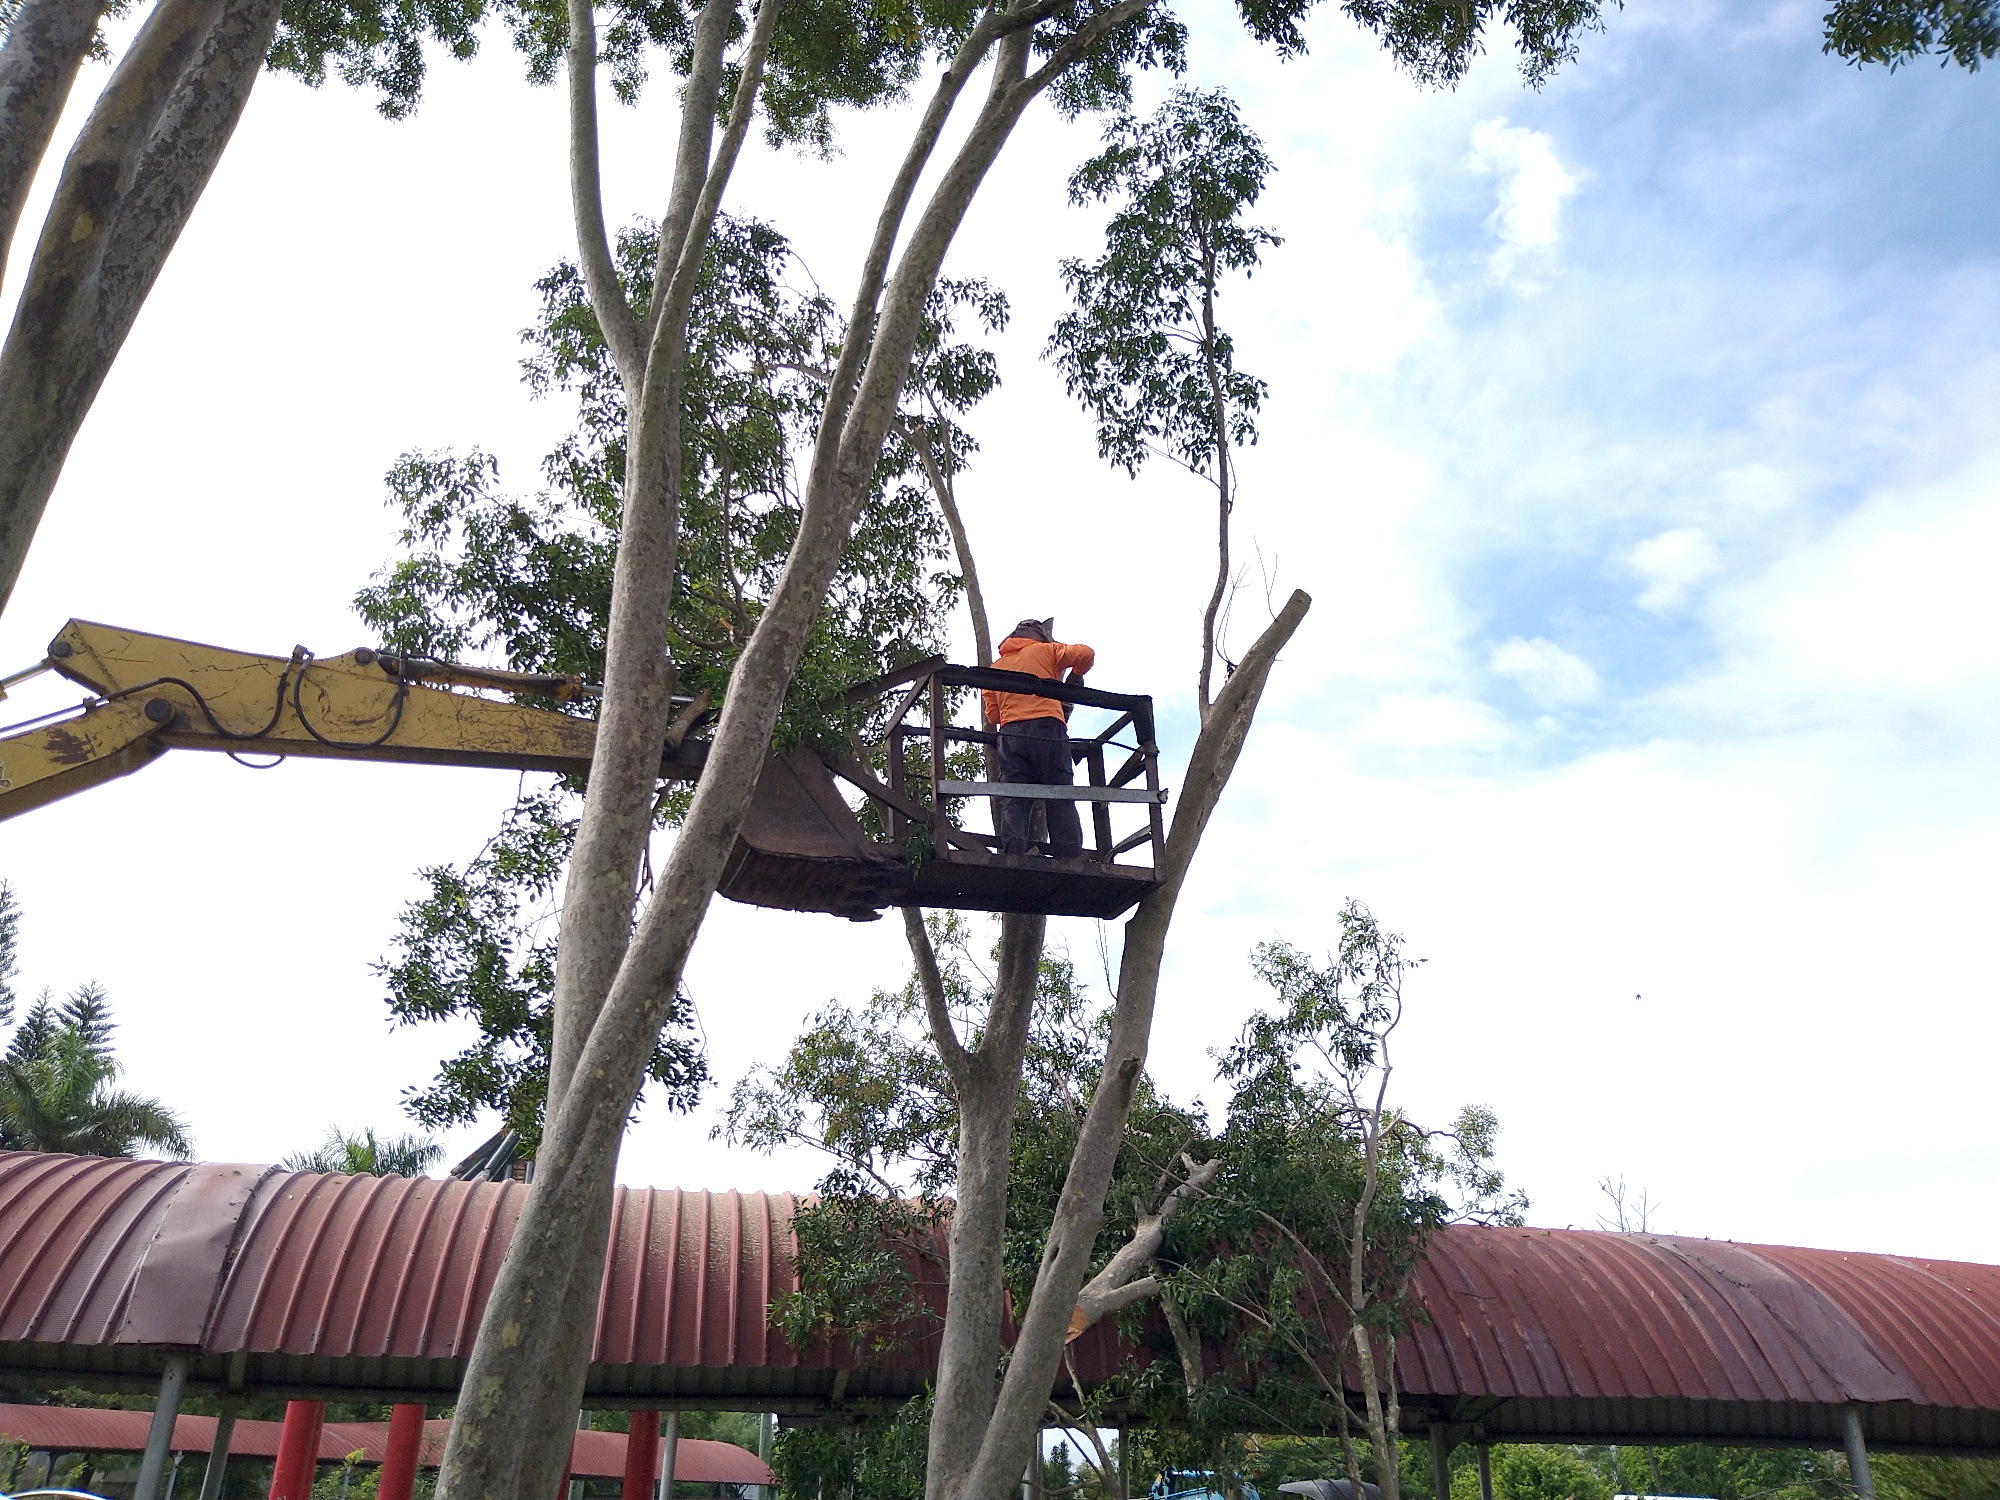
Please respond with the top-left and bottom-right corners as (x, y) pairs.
(4, 1151), (1999, 1452)
(0, 1404), (770, 1482)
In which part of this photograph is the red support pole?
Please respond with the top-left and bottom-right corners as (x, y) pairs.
(622, 1412), (661, 1500)
(267, 1401), (325, 1500)
(378, 1404), (426, 1500)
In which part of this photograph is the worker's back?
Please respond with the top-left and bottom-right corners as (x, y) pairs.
(982, 632), (1095, 726)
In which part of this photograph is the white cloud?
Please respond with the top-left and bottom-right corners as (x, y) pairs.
(1629, 525), (1723, 613)
(1490, 636), (1600, 706)
(1465, 118), (1579, 279)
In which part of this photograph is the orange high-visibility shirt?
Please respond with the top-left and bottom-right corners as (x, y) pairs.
(982, 635), (1096, 726)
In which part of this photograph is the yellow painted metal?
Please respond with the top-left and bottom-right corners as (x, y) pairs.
(0, 619), (692, 823)
(0, 696), (173, 818)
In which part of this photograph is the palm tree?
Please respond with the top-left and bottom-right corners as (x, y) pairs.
(0, 984), (193, 1158)
(283, 1126), (444, 1177)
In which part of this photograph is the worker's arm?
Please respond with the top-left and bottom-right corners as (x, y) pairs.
(1056, 642), (1095, 678)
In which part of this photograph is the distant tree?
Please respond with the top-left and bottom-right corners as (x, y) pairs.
(1824, 0), (2000, 68)
(1162, 905), (1525, 1500)
(0, 983), (191, 1158)
(0, 881), (19, 1023)
(1479, 1446), (1609, 1500)
(1049, 87), (1278, 714)
(283, 1125), (444, 1177)
(733, 906), (1523, 1500)
(1870, 1452), (2000, 1500)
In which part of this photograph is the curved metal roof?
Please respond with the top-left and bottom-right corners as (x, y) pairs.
(3, 1152), (1997, 1453)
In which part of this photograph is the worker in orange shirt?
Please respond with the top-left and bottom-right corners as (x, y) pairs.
(981, 617), (1096, 859)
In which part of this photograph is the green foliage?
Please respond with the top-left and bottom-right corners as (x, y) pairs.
(771, 1394), (932, 1500)
(284, 1124), (448, 1176)
(357, 215), (967, 767)
(1823, 0), (2000, 69)
(0, 972), (192, 1159)
(1872, 1452), (2000, 1499)
(358, 219), (996, 1143)
(1471, 1445), (1608, 1500)
(0, 881), (19, 1026)
(1158, 905), (1524, 1468)
(1050, 88), (1277, 483)
(727, 913), (1204, 1358)
(310, 1448), (381, 1500)
(268, 0), (981, 138)
(737, 905), (1522, 1500)
(373, 790), (708, 1149)
(1338, 0), (1611, 89)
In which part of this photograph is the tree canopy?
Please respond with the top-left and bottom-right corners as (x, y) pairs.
(1823, 0), (2000, 68)
(355, 216), (1008, 1148)
(0, 985), (193, 1159)
(731, 906), (1522, 1500)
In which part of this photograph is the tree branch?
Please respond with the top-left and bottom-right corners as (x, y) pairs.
(1071, 1155), (1219, 1328)
(642, 0), (733, 347)
(566, 0), (642, 384)
(898, 413), (992, 666)
(0, 0), (104, 285)
(903, 906), (971, 1084)
(0, 0), (280, 614)
(806, 7), (1002, 467)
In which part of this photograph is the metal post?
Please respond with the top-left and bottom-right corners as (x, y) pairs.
(198, 1404), (238, 1500)
(1428, 1427), (1451, 1500)
(267, 1401), (326, 1500)
(623, 1411), (661, 1500)
(657, 1411), (680, 1500)
(1843, 1406), (1877, 1500)
(756, 1413), (775, 1500)
(1475, 1446), (1492, 1500)
(379, 1405), (426, 1500)
(133, 1355), (190, 1500)
(928, 676), (947, 855)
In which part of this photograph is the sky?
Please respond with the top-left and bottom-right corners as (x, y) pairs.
(2, 0), (1996, 1263)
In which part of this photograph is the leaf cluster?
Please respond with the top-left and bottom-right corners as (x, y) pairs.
(270, 0), (983, 140)
(356, 219), (992, 1140)
(728, 914), (1202, 1357)
(1823, 0), (2000, 69)
(282, 1124), (448, 1176)
(1051, 88), (1276, 482)
(374, 790), (708, 1148)
(1146, 908), (1524, 1464)
(770, 1393), (933, 1500)
(357, 214), (960, 768)
(0, 979), (192, 1160)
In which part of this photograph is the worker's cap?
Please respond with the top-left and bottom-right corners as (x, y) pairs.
(1009, 617), (1054, 642)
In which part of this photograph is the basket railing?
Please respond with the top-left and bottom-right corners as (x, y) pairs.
(831, 658), (1166, 871)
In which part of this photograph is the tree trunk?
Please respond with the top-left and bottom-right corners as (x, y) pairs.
(0, 0), (281, 613)
(433, 1), (1166, 1494)
(923, 913), (1043, 1500)
(937, 590), (1310, 1500)
(0, 0), (105, 281)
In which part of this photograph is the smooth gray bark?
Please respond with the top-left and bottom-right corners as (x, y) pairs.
(441, 1), (1186, 1495)
(0, 0), (281, 613)
(440, 10), (781, 1500)
(0, 0), (104, 282)
(545, 0), (744, 1117)
(943, 588), (1311, 1500)
(918, 911), (1043, 1500)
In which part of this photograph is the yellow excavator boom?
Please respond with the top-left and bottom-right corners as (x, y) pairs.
(0, 619), (1165, 922)
(0, 619), (701, 821)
